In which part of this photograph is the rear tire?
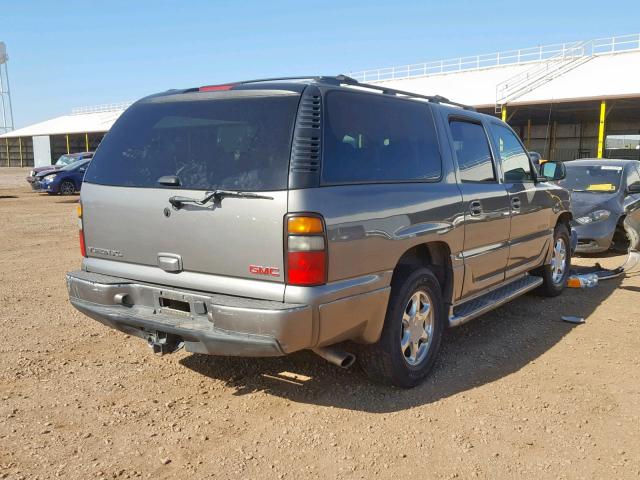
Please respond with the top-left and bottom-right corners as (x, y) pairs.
(537, 223), (571, 297)
(359, 267), (445, 388)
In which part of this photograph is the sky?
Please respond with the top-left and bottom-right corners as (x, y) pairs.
(2, 0), (639, 128)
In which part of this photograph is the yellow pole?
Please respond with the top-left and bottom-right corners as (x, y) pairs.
(527, 118), (531, 149)
(597, 100), (606, 159)
(18, 137), (23, 167)
(66, 134), (70, 154)
(501, 106), (507, 122)
(85, 133), (89, 152)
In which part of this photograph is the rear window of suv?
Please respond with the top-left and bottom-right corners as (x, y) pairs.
(84, 91), (300, 191)
(322, 91), (442, 184)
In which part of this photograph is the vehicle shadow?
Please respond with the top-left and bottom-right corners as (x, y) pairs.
(180, 277), (622, 413)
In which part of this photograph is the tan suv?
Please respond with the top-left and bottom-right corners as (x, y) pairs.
(66, 75), (572, 387)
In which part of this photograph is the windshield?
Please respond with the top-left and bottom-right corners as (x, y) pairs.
(84, 91), (300, 191)
(60, 159), (90, 172)
(55, 155), (76, 166)
(560, 164), (623, 193)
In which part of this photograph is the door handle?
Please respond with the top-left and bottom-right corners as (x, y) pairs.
(469, 200), (482, 216)
(511, 196), (521, 212)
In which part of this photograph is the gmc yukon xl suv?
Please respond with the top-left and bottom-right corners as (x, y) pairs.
(67, 75), (572, 387)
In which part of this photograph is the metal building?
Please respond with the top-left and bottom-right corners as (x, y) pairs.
(351, 33), (640, 161)
(0, 103), (127, 167)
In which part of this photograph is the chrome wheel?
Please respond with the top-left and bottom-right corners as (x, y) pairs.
(400, 290), (434, 366)
(60, 181), (75, 195)
(550, 237), (567, 284)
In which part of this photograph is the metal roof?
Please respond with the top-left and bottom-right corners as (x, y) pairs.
(0, 106), (126, 139)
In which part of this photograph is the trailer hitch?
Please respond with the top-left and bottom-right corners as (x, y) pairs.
(146, 331), (184, 355)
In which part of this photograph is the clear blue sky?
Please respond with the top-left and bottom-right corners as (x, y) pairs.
(3, 0), (638, 127)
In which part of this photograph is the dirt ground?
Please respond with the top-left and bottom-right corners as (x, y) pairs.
(0, 167), (639, 480)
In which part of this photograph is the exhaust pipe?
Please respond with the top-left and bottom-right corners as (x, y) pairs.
(312, 347), (356, 369)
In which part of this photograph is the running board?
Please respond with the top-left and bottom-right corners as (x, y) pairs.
(449, 275), (543, 327)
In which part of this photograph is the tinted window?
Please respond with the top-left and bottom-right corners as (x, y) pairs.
(84, 92), (300, 191)
(449, 120), (495, 182)
(322, 92), (441, 184)
(489, 124), (533, 183)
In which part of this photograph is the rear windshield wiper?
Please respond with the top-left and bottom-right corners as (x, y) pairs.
(169, 190), (273, 209)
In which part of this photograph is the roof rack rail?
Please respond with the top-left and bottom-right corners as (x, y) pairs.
(326, 75), (476, 110)
(195, 75), (475, 111)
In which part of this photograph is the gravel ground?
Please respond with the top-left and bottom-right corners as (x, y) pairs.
(1, 167), (639, 479)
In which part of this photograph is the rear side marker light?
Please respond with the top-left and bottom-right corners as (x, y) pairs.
(286, 215), (327, 286)
(77, 203), (86, 257)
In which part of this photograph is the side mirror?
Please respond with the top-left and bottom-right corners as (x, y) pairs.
(628, 182), (640, 194)
(540, 161), (566, 181)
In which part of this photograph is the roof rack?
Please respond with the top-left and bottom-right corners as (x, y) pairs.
(207, 75), (475, 111)
(327, 75), (476, 111)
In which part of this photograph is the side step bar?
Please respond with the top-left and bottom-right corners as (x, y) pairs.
(449, 275), (543, 327)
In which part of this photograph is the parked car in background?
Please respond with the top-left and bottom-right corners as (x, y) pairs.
(556, 159), (640, 253)
(35, 158), (91, 195)
(66, 75), (573, 388)
(26, 152), (93, 189)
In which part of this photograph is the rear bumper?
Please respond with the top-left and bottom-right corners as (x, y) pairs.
(66, 270), (390, 357)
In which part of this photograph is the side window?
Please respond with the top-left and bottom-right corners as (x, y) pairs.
(627, 166), (640, 190)
(489, 123), (533, 183)
(322, 91), (442, 184)
(449, 119), (496, 182)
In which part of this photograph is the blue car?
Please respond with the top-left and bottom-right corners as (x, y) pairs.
(35, 158), (91, 195)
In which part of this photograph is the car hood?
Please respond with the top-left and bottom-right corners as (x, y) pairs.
(570, 191), (621, 218)
(33, 165), (62, 174)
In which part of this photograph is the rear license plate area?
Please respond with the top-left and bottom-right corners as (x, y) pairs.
(159, 297), (191, 314)
(155, 289), (208, 317)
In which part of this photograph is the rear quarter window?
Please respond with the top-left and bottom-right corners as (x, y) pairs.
(321, 91), (442, 184)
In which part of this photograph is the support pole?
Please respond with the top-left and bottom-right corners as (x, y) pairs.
(501, 106), (507, 122)
(85, 133), (89, 152)
(4, 138), (8, 167)
(66, 134), (70, 154)
(551, 121), (557, 161)
(18, 136), (23, 167)
(527, 118), (531, 149)
(597, 100), (606, 159)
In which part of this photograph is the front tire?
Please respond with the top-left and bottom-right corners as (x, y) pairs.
(359, 267), (445, 388)
(537, 223), (571, 297)
(59, 180), (76, 196)
(623, 217), (640, 251)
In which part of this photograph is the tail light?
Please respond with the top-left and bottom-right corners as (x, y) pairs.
(77, 204), (86, 257)
(286, 215), (327, 286)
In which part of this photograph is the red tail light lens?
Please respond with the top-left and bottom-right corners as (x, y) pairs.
(286, 215), (327, 286)
(287, 251), (326, 286)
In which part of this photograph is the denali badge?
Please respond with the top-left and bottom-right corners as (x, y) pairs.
(249, 265), (280, 277)
(88, 246), (123, 258)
